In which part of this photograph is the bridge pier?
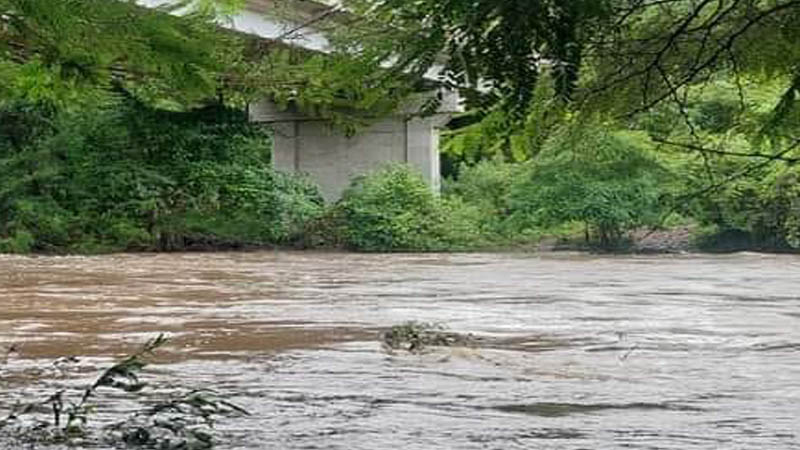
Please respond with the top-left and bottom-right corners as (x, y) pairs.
(250, 99), (452, 202)
(141, 0), (458, 203)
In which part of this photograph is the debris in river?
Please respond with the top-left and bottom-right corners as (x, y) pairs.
(1, 342), (18, 364)
(111, 388), (249, 449)
(0, 334), (248, 449)
(381, 322), (475, 353)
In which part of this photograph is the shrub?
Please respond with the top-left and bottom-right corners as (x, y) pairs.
(761, 170), (800, 248)
(0, 229), (35, 254)
(436, 196), (487, 249)
(337, 165), (439, 251)
(444, 158), (517, 216)
(0, 100), (324, 253)
(443, 158), (535, 241)
(690, 165), (800, 250)
(334, 165), (482, 251)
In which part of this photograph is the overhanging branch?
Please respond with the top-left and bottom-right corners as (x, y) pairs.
(654, 137), (800, 163)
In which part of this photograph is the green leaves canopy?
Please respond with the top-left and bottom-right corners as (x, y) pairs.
(509, 125), (668, 244)
(0, 0), (242, 108)
(334, 0), (800, 128)
(338, 0), (613, 111)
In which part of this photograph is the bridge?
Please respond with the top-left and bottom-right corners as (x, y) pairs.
(141, 0), (460, 201)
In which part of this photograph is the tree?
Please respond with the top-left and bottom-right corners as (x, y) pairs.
(583, 1), (800, 133)
(0, 0), (243, 108)
(330, 0), (799, 131)
(334, 0), (613, 112)
(508, 125), (669, 246)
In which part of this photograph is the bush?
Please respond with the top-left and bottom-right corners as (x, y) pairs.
(0, 100), (324, 253)
(334, 165), (482, 251)
(0, 229), (35, 254)
(337, 165), (439, 251)
(444, 158), (516, 217)
(443, 158), (532, 241)
(759, 170), (800, 248)
(507, 126), (669, 247)
(689, 164), (800, 250)
(436, 196), (487, 249)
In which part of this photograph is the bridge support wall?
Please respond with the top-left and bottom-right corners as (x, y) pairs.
(250, 100), (449, 202)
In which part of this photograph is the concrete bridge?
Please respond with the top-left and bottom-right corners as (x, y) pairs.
(142, 0), (459, 201)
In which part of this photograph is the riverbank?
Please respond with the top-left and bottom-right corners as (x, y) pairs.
(537, 226), (695, 254)
(5, 104), (800, 256)
(6, 224), (799, 256)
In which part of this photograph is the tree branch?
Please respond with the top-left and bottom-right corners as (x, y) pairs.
(654, 137), (800, 163)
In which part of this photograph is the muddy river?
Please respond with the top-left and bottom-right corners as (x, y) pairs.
(1, 252), (798, 449)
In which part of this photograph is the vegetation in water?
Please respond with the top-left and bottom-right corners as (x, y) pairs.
(0, 334), (247, 449)
(381, 322), (474, 353)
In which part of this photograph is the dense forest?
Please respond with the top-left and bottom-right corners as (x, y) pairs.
(1, 0), (799, 253)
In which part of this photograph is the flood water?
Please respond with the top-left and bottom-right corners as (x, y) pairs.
(1, 252), (799, 449)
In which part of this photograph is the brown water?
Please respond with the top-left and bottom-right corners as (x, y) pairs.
(1, 252), (799, 449)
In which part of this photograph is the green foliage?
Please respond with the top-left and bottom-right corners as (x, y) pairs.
(0, 228), (33, 253)
(336, 165), (439, 251)
(443, 127), (679, 249)
(639, 76), (800, 251)
(440, 70), (800, 253)
(315, 161), (544, 253)
(445, 159), (517, 216)
(508, 126), (669, 247)
(313, 0), (800, 252)
(0, 0), (414, 133)
(236, 48), (414, 134)
(322, 74), (798, 253)
(583, 1), (800, 138)
(334, 165), (482, 251)
(443, 159), (539, 243)
(688, 162), (800, 250)
(338, 0), (613, 112)
(758, 170), (800, 248)
(442, 108), (529, 168)
(0, 100), (324, 253)
(441, 72), (567, 170)
(0, 0), (243, 109)
(328, 0), (800, 147)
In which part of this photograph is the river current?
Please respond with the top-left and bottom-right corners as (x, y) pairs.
(1, 252), (798, 449)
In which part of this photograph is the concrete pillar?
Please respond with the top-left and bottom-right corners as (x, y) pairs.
(271, 121), (298, 171)
(250, 98), (456, 203)
(406, 116), (449, 194)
